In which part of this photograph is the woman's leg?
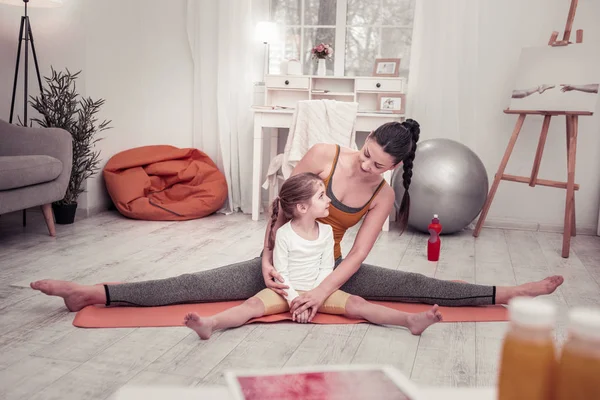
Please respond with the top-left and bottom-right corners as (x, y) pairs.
(344, 295), (442, 335)
(107, 257), (265, 306)
(184, 296), (266, 340)
(338, 261), (563, 306)
(30, 257), (266, 311)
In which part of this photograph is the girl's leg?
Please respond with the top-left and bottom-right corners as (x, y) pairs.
(338, 261), (563, 306)
(184, 289), (289, 340)
(184, 297), (266, 340)
(30, 257), (266, 311)
(344, 295), (442, 335)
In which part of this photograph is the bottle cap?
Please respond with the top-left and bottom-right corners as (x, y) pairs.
(508, 297), (556, 328)
(568, 307), (600, 341)
(433, 214), (438, 219)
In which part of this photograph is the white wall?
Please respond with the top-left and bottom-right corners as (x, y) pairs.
(0, 0), (194, 215)
(82, 0), (194, 214)
(476, 0), (600, 233)
(2, 0), (599, 232)
(0, 1), (86, 124)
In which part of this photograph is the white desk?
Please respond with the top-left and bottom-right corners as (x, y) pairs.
(251, 109), (403, 231)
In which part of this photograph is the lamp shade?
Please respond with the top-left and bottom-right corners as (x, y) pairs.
(0, 0), (63, 7)
(255, 21), (277, 44)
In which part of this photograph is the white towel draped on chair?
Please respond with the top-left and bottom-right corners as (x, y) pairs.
(262, 100), (359, 193)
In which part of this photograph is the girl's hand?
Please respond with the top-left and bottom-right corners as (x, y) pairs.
(293, 309), (311, 323)
(262, 262), (288, 297)
(290, 288), (327, 322)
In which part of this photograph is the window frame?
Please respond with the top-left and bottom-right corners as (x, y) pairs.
(271, 0), (413, 77)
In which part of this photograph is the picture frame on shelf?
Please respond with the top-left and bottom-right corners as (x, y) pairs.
(373, 58), (401, 77)
(377, 93), (405, 114)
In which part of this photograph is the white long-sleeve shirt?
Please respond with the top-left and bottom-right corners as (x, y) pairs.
(272, 221), (335, 305)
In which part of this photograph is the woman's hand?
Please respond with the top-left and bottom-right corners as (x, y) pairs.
(293, 308), (311, 323)
(290, 288), (327, 322)
(262, 262), (288, 297)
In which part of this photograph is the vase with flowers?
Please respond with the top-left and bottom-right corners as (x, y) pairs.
(311, 43), (333, 76)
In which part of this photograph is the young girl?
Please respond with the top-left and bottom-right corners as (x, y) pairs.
(183, 172), (443, 339)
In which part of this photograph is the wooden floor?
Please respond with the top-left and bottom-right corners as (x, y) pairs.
(0, 210), (599, 399)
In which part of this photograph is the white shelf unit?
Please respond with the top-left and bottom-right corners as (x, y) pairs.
(254, 75), (406, 229)
(264, 75), (406, 115)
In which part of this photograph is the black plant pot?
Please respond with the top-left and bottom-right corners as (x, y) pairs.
(52, 202), (78, 225)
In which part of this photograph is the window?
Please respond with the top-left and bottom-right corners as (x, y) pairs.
(269, 0), (416, 78)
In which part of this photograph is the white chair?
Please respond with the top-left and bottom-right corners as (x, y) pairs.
(262, 99), (359, 204)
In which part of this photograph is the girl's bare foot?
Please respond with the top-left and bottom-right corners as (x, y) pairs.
(184, 312), (215, 340)
(406, 305), (443, 335)
(30, 279), (105, 312)
(496, 275), (564, 305)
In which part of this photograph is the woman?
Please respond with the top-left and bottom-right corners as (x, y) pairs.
(31, 120), (563, 317)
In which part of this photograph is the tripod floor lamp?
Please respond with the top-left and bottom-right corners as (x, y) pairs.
(0, 0), (62, 226)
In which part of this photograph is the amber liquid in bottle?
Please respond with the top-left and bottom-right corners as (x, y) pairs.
(498, 326), (556, 400)
(555, 307), (600, 400)
(497, 297), (557, 400)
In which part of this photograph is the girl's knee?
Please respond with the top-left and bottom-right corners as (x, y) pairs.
(244, 296), (266, 315)
(345, 295), (367, 316)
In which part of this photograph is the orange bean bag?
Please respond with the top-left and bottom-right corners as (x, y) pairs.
(103, 145), (228, 221)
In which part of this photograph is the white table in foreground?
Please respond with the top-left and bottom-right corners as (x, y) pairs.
(252, 108), (399, 231)
(114, 385), (497, 399)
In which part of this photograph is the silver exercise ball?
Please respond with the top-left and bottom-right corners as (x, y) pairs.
(392, 138), (489, 234)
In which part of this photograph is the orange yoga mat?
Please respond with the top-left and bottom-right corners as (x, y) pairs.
(72, 300), (508, 328)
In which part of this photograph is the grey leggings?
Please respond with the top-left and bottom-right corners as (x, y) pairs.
(106, 257), (496, 307)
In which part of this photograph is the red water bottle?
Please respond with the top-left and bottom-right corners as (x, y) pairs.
(427, 214), (442, 261)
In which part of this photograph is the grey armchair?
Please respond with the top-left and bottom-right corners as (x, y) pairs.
(0, 118), (72, 236)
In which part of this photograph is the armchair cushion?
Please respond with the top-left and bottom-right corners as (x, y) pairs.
(0, 155), (63, 190)
(0, 118), (72, 216)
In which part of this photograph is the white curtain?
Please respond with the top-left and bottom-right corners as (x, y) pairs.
(406, 0), (573, 151)
(406, 0), (480, 148)
(186, 0), (255, 214)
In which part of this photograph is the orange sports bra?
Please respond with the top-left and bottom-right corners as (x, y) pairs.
(317, 145), (385, 260)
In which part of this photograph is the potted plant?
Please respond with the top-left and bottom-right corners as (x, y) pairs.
(29, 67), (111, 224)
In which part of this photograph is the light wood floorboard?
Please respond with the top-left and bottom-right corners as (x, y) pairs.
(0, 210), (599, 398)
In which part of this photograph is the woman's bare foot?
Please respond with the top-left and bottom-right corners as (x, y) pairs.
(184, 312), (215, 340)
(30, 279), (105, 312)
(406, 305), (443, 335)
(496, 275), (564, 305)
